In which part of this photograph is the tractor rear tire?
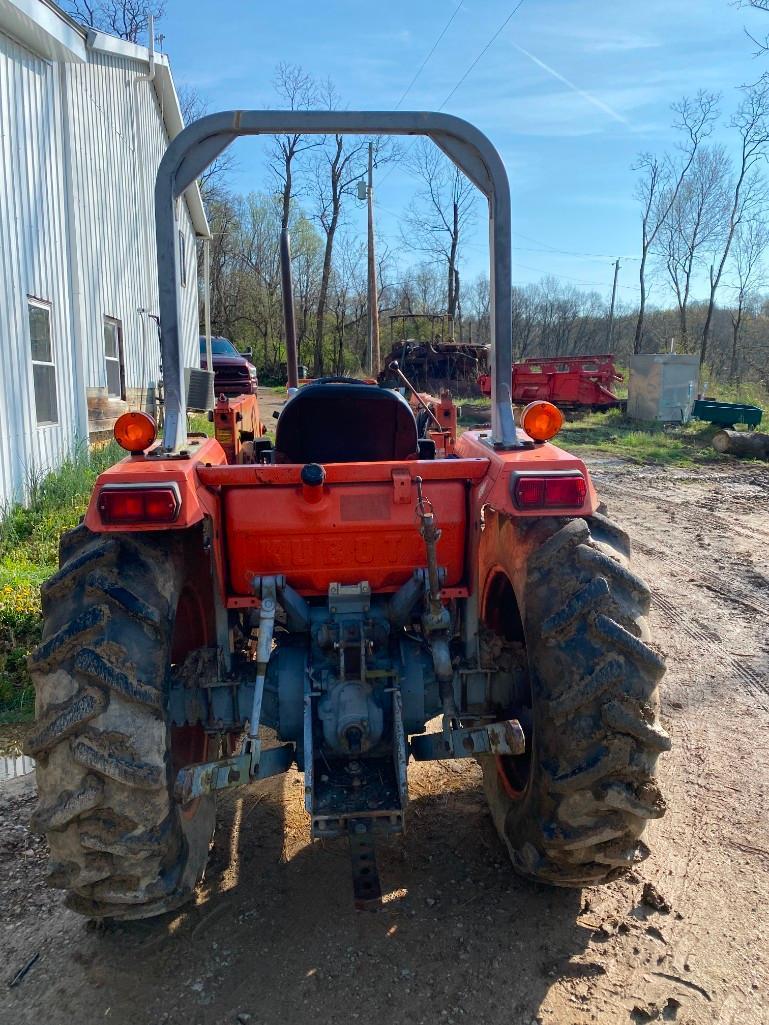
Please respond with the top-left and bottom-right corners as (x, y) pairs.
(478, 509), (669, 886)
(26, 524), (217, 919)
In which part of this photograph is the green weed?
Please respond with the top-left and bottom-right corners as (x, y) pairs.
(188, 412), (214, 437)
(701, 377), (769, 410)
(559, 408), (722, 466)
(0, 440), (121, 718)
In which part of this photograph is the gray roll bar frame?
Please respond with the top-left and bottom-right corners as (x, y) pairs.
(155, 110), (517, 451)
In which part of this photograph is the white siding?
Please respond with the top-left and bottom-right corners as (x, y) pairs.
(0, 22), (201, 506)
(0, 31), (81, 505)
(63, 51), (199, 411)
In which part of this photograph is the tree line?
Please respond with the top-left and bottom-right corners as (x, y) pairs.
(200, 63), (480, 379)
(60, 2), (769, 393)
(200, 66), (769, 392)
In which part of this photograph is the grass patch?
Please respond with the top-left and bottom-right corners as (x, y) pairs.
(0, 440), (121, 720)
(188, 412), (214, 437)
(459, 400), (730, 466)
(559, 408), (724, 466)
(700, 377), (769, 410)
(458, 398), (492, 429)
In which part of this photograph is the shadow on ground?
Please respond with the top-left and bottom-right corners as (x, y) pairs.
(10, 767), (603, 1025)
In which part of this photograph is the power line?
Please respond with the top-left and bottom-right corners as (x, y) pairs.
(395, 1), (465, 109)
(513, 260), (641, 292)
(514, 231), (641, 262)
(379, 0), (528, 189)
(374, 196), (641, 287)
(439, 0), (528, 109)
(376, 1), (644, 295)
(514, 245), (625, 261)
(409, 228), (636, 267)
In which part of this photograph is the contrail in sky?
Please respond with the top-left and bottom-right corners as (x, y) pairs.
(513, 43), (629, 125)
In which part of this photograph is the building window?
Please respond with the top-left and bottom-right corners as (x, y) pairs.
(104, 318), (125, 399)
(179, 230), (187, 287)
(28, 300), (58, 425)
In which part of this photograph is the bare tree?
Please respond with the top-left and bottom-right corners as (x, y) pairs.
(310, 135), (369, 375)
(177, 86), (235, 204)
(632, 91), (719, 353)
(401, 140), (477, 319)
(309, 81), (397, 376)
(376, 243), (396, 327)
(60, 0), (164, 42)
(327, 236), (365, 374)
(654, 145), (730, 350)
(728, 210), (769, 379)
(290, 217), (324, 368)
(308, 80), (371, 375)
(700, 78), (769, 369)
(467, 274), (490, 346)
(738, 0), (769, 55)
(268, 64), (321, 235)
(510, 286), (540, 360)
(237, 194), (283, 370)
(205, 193), (247, 340)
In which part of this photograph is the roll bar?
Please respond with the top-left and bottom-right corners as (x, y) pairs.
(155, 110), (517, 450)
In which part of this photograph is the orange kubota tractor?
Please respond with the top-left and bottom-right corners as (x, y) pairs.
(26, 111), (669, 919)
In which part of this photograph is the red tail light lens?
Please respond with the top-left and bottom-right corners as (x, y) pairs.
(544, 476), (587, 507)
(513, 474), (587, 510)
(514, 477), (546, 508)
(98, 485), (180, 524)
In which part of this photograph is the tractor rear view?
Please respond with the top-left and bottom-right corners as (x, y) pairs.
(26, 111), (668, 919)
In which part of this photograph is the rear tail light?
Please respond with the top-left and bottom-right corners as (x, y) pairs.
(98, 484), (181, 524)
(512, 473), (587, 510)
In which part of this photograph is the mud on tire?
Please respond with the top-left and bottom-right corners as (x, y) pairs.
(25, 524), (216, 919)
(479, 509), (670, 886)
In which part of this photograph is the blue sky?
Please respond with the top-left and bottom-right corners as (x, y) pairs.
(161, 0), (768, 306)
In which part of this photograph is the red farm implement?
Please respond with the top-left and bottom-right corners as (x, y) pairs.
(479, 354), (623, 410)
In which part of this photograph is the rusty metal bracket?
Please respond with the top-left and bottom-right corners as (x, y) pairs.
(174, 743), (294, 804)
(348, 820), (383, 911)
(410, 719), (525, 761)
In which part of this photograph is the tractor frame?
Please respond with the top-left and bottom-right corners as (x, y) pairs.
(27, 111), (667, 916)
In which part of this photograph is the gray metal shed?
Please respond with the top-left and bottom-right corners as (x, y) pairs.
(627, 354), (700, 424)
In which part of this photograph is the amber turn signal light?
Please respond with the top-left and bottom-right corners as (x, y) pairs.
(114, 411), (157, 453)
(520, 400), (564, 442)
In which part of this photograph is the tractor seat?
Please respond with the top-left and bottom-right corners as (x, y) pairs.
(274, 378), (418, 464)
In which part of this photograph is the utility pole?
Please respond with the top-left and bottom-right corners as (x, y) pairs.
(367, 142), (380, 376)
(607, 258), (620, 350)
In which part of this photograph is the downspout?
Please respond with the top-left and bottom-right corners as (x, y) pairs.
(132, 15), (156, 414)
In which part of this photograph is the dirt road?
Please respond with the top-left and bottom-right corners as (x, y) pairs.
(1, 458), (767, 1025)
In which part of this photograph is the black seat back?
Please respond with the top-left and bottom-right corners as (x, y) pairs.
(274, 379), (418, 463)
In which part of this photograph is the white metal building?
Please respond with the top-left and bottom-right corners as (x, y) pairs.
(0, 0), (209, 506)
